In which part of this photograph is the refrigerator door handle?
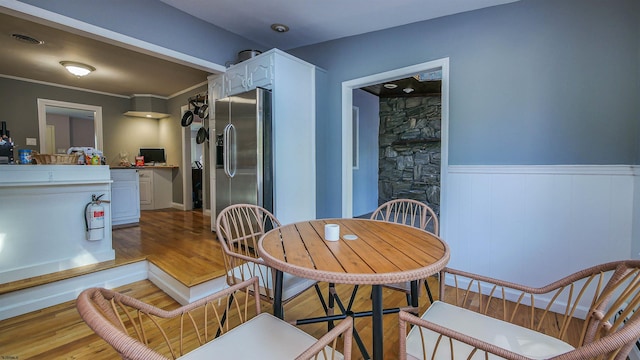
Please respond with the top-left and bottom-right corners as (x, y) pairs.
(225, 123), (236, 178)
(222, 124), (232, 178)
(223, 124), (229, 176)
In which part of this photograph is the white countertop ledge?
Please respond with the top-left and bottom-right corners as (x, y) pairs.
(0, 165), (112, 185)
(0, 180), (113, 187)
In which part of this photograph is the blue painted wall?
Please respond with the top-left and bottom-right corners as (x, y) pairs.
(290, 0), (640, 217)
(352, 89), (379, 217)
(16, 0), (263, 66)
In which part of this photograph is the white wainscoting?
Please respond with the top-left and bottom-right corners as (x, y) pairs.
(443, 165), (635, 287)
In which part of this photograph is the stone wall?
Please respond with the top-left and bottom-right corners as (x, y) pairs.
(378, 96), (441, 213)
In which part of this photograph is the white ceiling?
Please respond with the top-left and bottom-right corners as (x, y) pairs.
(159, 0), (520, 49)
(0, 1), (519, 97)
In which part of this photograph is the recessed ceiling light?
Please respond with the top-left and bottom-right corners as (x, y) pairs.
(12, 33), (44, 45)
(403, 87), (415, 93)
(270, 23), (289, 33)
(60, 61), (95, 77)
(383, 83), (398, 89)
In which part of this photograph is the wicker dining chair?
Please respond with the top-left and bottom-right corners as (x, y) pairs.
(398, 260), (640, 360)
(77, 277), (353, 360)
(216, 203), (329, 319)
(370, 199), (439, 305)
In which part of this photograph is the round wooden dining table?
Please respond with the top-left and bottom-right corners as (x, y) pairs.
(258, 218), (450, 360)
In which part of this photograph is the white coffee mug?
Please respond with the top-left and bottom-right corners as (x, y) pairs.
(324, 224), (340, 241)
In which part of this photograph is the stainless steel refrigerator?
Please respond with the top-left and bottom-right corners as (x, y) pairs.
(214, 88), (273, 217)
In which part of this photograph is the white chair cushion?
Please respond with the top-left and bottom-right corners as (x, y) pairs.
(229, 261), (318, 302)
(178, 312), (343, 360)
(405, 301), (575, 360)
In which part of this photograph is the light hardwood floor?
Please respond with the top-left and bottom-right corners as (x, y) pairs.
(0, 209), (428, 359)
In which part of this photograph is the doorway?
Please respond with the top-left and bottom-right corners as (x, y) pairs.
(354, 74), (443, 217)
(181, 104), (209, 213)
(341, 58), (450, 232)
(190, 119), (205, 210)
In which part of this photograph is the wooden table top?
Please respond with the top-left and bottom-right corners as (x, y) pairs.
(258, 218), (450, 285)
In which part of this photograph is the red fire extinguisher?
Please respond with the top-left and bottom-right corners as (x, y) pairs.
(85, 194), (108, 241)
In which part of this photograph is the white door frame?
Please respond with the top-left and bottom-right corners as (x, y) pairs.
(181, 105), (193, 211)
(341, 58), (450, 236)
(181, 104), (210, 215)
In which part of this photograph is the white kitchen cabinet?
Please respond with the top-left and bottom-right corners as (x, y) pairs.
(224, 66), (248, 96)
(223, 52), (274, 96)
(110, 169), (140, 226)
(138, 169), (153, 208)
(209, 75), (224, 101)
(138, 167), (173, 210)
(246, 54), (273, 90)
(209, 49), (319, 227)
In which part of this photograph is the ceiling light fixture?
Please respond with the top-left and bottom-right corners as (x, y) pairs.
(383, 83), (398, 89)
(403, 87), (415, 94)
(270, 23), (289, 33)
(60, 61), (95, 77)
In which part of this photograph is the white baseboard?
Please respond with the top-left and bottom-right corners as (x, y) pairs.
(0, 261), (147, 321)
(443, 276), (592, 320)
(172, 202), (185, 210)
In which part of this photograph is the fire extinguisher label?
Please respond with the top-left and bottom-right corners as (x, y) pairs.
(93, 210), (105, 217)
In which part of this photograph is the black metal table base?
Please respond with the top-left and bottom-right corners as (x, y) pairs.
(272, 270), (420, 360)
